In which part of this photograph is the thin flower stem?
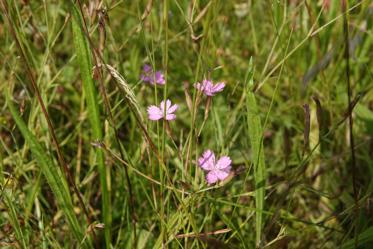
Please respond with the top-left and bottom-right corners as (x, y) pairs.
(160, 0), (169, 245)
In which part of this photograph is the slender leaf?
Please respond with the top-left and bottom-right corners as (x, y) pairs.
(71, 4), (111, 246)
(245, 58), (266, 248)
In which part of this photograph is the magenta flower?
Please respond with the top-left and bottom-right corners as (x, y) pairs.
(194, 79), (225, 96)
(147, 99), (178, 121)
(198, 150), (232, 184)
(140, 64), (165, 85)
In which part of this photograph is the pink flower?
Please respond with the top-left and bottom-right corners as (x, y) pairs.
(198, 150), (232, 184)
(147, 99), (178, 121)
(140, 64), (165, 85)
(194, 79), (225, 96)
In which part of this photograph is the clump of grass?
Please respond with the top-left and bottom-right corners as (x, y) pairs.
(6, 90), (90, 247)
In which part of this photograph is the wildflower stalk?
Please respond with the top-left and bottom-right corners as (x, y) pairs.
(197, 96), (211, 137)
(204, 96), (212, 121)
(342, 1), (359, 247)
(160, 0), (169, 245)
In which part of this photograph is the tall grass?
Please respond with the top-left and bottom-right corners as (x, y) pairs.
(245, 59), (266, 247)
(6, 91), (89, 247)
(71, 4), (111, 247)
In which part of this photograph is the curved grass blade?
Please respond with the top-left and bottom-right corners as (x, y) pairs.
(71, 4), (111, 247)
(6, 92), (89, 247)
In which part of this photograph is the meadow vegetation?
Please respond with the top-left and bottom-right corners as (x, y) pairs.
(1, 0), (373, 248)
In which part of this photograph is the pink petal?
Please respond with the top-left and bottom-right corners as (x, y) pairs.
(202, 79), (213, 88)
(165, 99), (171, 109)
(160, 100), (171, 112)
(203, 80), (214, 96)
(155, 71), (165, 84)
(204, 90), (215, 96)
(212, 82), (225, 93)
(195, 80), (211, 92)
(215, 169), (230, 180)
(198, 150), (215, 170)
(216, 156), (231, 170)
(159, 100), (165, 112)
(167, 104), (178, 114)
(165, 113), (176, 120)
(158, 100), (177, 120)
(147, 106), (163, 120)
(206, 171), (218, 184)
(195, 80), (224, 96)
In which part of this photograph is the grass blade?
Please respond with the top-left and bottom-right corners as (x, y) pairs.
(342, 226), (373, 249)
(71, 4), (111, 246)
(6, 92), (88, 247)
(3, 193), (28, 249)
(245, 58), (266, 248)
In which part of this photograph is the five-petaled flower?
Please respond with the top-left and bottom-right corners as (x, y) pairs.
(194, 79), (225, 96)
(147, 99), (178, 121)
(198, 150), (232, 184)
(140, 64), (166, 85)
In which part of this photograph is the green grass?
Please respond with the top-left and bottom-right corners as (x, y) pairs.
(1, 0), (373, 248)
(71, 4), (111, 247)
(6, 90), (90, 248)
(245, 58), (266, 248)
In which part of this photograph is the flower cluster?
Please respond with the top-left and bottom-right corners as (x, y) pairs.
(142, 64), (231, 184)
